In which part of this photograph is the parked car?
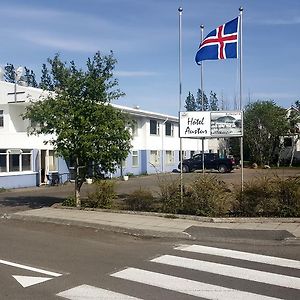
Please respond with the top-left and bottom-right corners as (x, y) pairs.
(178, 153), (236, 173)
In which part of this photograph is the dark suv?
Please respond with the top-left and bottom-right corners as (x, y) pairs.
(178, 153), (236, 173)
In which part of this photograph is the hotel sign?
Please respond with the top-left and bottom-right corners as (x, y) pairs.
(179, 111), (243, 138)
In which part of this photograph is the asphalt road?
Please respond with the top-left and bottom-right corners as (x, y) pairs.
(0, 219), (299, 299)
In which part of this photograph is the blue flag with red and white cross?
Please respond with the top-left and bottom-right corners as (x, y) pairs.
(195, 17), (239, 64)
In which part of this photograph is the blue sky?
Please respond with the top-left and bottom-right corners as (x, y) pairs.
(1, 0), (299, 116)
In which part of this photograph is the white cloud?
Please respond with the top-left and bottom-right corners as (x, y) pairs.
(252, 92), (298, 100)
(115, 71), (158, 77)
(260, 17), (300, 25)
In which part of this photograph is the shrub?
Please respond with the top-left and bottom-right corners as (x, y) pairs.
(125, 188), (154, 211)
(276, 176), (300, 217)
(157, 175), (181, 214)
(234, 176), (279, 217)
(87, 179), (116, 209)
(235, 175), (300, 217)
(62, 195), (76, 207)
(181, 175), (235, 217)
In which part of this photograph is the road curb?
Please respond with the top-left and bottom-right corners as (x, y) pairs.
(53, 205), (300, 224)
(10, 213), (191, 240)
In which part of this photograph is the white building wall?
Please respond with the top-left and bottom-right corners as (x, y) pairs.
(0, 81), (224, 188)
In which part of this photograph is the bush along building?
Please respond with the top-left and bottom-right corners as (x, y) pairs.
(0, 81), (221, 189)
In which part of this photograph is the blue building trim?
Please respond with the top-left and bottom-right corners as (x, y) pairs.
(140, 150), (148, 174)
(0, 172), (38, 189)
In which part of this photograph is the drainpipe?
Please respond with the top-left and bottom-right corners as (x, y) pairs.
(161, 118), (168, 172)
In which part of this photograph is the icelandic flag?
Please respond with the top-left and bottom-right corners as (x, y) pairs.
(195, 17), (239, 64)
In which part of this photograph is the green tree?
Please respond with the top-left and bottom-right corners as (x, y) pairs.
(185, 89), (212, 111)
(39, 63), (54, 90)
(184, 92), (197, 111)
(23, 51), (132, 207)
(4, 63), (15, 83)
(244, 101), (289, 166)
(209, 91), (219, 111)
(196, 88), (209, 111)
(23, 67), (38, 88)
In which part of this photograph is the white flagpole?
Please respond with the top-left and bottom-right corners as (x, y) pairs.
(200, 24), (205, 175)
(178, 6), (183, 202)
(239, 6), (244, 191)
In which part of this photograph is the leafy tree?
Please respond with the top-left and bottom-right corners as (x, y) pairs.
(196, 88), (209, 111)
(209, 91), (219, 111)
(23, 67), (38, 87)
(243, 101), (289, 166)
(4, 63), (38, 87)
(23, 51), (132, 207)
(4, 63), (15, 83)
(184, 92), (197, 111)
(185, 89), (213, 111)
(39, 63), (54, 90)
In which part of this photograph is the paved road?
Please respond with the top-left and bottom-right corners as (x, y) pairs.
(0, 219), (299, 299)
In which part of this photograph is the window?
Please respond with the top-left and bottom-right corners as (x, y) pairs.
(0, 150), (7, 172)
(150, 120), (159, 135)
(132, 150), (139, 167)
(21, 149), (32, 171)
(9, 150), (21, 172)
(190, 151), (195, 158)
(48, 150), (57, 171)
(0, 149), (32, 172)
(166, 150), (174, 165)
(150, 150), (160, 166)
(0, 110), (3, 127)
(165, 122), (174, 136)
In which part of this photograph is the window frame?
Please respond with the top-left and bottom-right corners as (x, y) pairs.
(150, 120), (160, 136)
(0, 149), (32, 173)
(165, 121), (174, 137)
(132, 150), (139, 167)
(0, 110), (3, 127)
(165, 150), (175, 165)
(150, 150), (160, 166)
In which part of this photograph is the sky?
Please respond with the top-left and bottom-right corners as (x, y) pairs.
(0, 0), (299, 116)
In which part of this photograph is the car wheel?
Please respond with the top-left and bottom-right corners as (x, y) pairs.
(182, 165), (190, 173)
(218, 164), (227, 173)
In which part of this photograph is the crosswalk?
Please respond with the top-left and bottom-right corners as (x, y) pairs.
(57, 244), (300, 299)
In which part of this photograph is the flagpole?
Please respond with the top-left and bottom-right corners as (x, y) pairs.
(178, 6), (184, 202)
(200, 24), (205, 175)
(239, 6), (244, 191)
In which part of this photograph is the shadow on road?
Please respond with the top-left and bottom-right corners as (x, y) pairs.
(0, 195), (62, 210)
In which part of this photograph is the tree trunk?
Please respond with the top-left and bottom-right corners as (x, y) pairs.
(75, 178), (81, 208)
(289, 135), (299, 167)
(74, 159), (84, 208)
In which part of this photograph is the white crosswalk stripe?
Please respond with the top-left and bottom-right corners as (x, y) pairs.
(175, 244), (300, 269)
(57, 284), (141, 299)
(58, 244), (300, 299)
(151, 254), (300, 290)
(111, 267), (280, 300)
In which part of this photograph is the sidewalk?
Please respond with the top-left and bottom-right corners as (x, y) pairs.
(11, 207), (300, 242)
